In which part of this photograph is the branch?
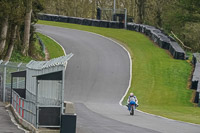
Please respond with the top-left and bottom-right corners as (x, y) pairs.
(171, 31), (192, 50)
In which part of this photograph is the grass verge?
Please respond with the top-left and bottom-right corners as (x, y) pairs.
(36, 32), (65, 59)
(37, 20), (200, 124)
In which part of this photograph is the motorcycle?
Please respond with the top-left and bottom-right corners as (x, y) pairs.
(128, 101), (136, 115)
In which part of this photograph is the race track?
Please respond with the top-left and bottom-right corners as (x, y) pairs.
(36, 24), (200, 133)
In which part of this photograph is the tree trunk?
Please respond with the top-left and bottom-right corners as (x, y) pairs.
(92, 0), (96, 19)
(135, 0), (146, 24)
(0, 17), (9, 56)
(130, 0), (134, 18)
(74, 0), (77, 17)
(4, 25), (17, 61)
(22, 0), (32, 56)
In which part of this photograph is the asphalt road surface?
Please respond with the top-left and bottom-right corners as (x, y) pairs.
(36, 24), (200, 133)
(0, 102), (24, 133)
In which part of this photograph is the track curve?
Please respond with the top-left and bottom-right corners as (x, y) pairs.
(36, 24), (200, 133)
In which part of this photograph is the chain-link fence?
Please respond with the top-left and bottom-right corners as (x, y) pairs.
(0, 60), (26, 102)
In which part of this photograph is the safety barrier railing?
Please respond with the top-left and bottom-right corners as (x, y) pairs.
(12, 90), (36, 127)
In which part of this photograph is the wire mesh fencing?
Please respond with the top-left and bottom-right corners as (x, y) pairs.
(0, 60), (26, 102)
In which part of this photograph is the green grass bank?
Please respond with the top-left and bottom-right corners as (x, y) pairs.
(36, 32), (65, 59)
(37, 20), (200, 124)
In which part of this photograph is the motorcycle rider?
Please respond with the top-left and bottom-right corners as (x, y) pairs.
(127, 92), (138, 111)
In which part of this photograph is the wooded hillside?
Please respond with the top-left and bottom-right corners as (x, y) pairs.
(43, 0), (200, 52)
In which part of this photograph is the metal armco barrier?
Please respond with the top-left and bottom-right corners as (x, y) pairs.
(126, 23), (186, 60)
(38, 13), (124, 29)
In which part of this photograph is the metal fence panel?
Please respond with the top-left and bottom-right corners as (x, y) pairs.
(38, 80), (62, 106)
(0, 61), (26, 102)
(12, 90), (36, 126)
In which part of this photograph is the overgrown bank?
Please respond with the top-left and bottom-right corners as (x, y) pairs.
(38, 20), (200, 124)
(9, 32), (64, 63)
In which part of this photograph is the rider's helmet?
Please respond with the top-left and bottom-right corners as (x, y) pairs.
(130, 93), (134, 97)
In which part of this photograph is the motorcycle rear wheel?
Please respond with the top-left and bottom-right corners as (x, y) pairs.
(130, 106), (134, 115)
